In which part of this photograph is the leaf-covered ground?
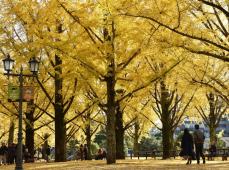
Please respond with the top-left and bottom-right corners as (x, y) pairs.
(1, 159), (229, 170)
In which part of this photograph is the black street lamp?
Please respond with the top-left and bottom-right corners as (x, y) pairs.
(2, 54), (15, 74)
(2, 54), (39, 170)
(29, 57), (40, 74)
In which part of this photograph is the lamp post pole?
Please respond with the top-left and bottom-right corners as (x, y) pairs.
(2, 55), (39, 170)
(15, 67), (24, 170)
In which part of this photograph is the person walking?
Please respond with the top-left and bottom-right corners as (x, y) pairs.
(83, 144), (88, 160)
(7, 143), (16, 164)
(193, 124), (205, 164)
(181, 128), (194, 165)
(0, 142), (8, 165)
(46, 145), (51, 162)
(79, 144), (84, 161)
(41, 144), (46, 160)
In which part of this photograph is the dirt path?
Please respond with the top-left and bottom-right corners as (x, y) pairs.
(1, 159), (229, 170)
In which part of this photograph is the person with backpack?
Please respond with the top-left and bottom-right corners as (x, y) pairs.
(193, 124), (205, 164)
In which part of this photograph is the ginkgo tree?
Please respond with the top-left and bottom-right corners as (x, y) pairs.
(0, 0), (189, 164)
(55, 0), (157, 164)
(0, 0), (228, 165)
(196, 92), (228, 144)
(0, 0), (80, 162)
(121, 0), (229, 62)
(57, 1), (188, 163)
(183, 57), (228, 144)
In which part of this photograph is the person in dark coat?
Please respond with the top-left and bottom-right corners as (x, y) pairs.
(181, 128), (194, 164)
(0, 142), (8, 165)
(45, 145), (51, 162)
(79, 144), (84, 161)
(7, 143), (16, 164)
(83, 144), (88, 160)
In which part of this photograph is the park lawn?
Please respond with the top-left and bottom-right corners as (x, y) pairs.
(1, 159), (229, 170)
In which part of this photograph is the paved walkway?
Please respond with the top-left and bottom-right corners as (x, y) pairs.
(1, 159), (229, 170)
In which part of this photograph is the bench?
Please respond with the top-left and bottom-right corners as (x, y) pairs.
(129, 150), (179, 160)
(205, 148), (229, 161)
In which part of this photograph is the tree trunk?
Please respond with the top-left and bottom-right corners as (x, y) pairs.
(160, 80), (172, 159)
(104, 25), (116, 164)
(209, 125), (216, 145)
(106, 74), (116, 164)
(116, 130), (125, 159)
(54, 54), (66, 162)
(85, 125), (92, 160)
(25, 101), (35, 162)
(208, 93), (217, 144)
(116, 106), (125, 159)
(162, 124), (172, 159)
(133, 121), (140, 156)
(170, 130), (175, 149)
(8, 118), (15, 145)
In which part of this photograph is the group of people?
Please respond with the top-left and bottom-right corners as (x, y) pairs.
(0, 124), (215, 165)
(40, 144), (51, 162)
(95, 148), (106, 160)
(181, 124), (206, 165)
(0, 142), (47, 165)
(78, 144), (106, 160)
(0, 142), (17, 165)
(79, 144), (88, 160)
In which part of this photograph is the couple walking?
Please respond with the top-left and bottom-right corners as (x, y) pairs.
(181, 124), (205, 165)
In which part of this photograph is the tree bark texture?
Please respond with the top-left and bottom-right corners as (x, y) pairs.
(8, 118), (15, 145)
(25, 101), (35, 162)
(106, 73), (116, 164)
(208, 93), (217, 144)
(160, 81), (173, 159)
(54, 54), (66, 162)
(133, 121), (140, 157)
(116, 107), (125, 159)
(104, 24), (116, 164)
(85, 124), (92, 160)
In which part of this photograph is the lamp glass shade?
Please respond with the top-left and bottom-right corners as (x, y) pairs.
(29, 57), (39, 73)
(2, 55), (15, 73)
